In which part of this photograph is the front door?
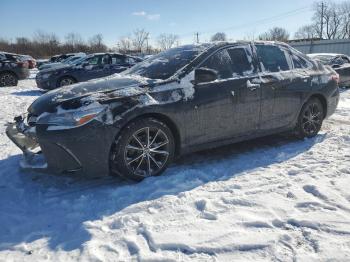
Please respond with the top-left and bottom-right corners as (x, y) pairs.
(184, 45), (261, 146)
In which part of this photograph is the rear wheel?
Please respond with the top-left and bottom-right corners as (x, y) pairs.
(58, 77), (76, 87)
(295, 98), (324, 138)
(110, 118), (175, 181)
(0, 72), (18, 87)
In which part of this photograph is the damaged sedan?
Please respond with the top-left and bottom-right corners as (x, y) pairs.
(7, 41), (340, 181)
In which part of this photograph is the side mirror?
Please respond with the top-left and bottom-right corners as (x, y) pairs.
(193, 68), (218, 84)
(332, 64), (341, 69)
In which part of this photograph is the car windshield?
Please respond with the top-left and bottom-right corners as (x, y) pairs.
(123, 44), (211, 80)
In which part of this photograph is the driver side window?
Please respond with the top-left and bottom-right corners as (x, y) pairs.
(201, 49), (233, 79)
(86, 56), (100, 65)
(201, 46), (255, 80)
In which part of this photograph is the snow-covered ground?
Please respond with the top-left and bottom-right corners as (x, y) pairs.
(0, 78), (349, 262)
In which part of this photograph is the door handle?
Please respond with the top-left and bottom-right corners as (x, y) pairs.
(247, 80), (260, 91)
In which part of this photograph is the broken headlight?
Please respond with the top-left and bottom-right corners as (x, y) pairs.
(36, 103), (107, 130)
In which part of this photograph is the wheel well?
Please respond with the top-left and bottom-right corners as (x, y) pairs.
(309, 94), (327, 119)
(122, 113), (181, 156)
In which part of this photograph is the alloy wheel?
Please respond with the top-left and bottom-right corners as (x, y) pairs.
(301, 102), (322, 136)
(0, 73), (16, 86)
(124, 127), (170, 177)
(60, 78), (74, 87)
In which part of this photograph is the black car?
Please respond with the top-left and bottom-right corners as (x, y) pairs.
(35, 53), (142, 90)
(7, 41), (339, 181)
(308, 53), (350, 87)
(0, 52), (30, 86)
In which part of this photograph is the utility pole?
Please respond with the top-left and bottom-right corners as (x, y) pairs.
(320, 2), (324, 39)
(195, 32), (200, 43)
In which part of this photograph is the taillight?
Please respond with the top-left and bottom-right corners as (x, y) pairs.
(331, 73), (339, 84)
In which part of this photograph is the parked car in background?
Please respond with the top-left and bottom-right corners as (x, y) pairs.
(38, 53), (86, 70)
(36, 52), (142, 90)
(37, 53), (85, 69)
(20, 55), (36, 69)
(36, 59), (49, 68)
(308, 53), (350, 87)
(0, 52), (30, 86)
(8, 41), (339, 181)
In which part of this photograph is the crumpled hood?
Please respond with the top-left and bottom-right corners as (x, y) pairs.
(28, 74), (152, 115)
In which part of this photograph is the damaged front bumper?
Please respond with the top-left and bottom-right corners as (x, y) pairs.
(6, 116), (48, 171)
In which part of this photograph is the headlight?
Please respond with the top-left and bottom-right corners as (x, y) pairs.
(36, 103), (107, 130)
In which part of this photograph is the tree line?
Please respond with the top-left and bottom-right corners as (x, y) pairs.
(0, 29), (181, 59)
(0, 31), (108, 59)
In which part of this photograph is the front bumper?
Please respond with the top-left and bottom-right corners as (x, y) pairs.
(6, 115), (118, 177)
(6, 118), (48, 172)
(35, 76), (54, 90)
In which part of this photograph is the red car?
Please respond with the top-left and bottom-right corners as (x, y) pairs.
(20, 55), (36, 69)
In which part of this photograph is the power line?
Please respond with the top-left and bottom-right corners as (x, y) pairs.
(179, 5), (312, 39)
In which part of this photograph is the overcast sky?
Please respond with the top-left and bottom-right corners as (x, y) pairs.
(0, 0), (345, 47)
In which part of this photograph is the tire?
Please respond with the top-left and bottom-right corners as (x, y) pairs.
(295, 98), (324, 139)
(110, 118), (175, 181)
(57, 76), (76, 87)
(0, 72), (18, 87)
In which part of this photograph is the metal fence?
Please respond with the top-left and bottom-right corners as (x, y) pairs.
(289, 39), (350, 55)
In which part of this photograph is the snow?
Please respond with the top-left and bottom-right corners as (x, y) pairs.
(0, 76), (350, 261)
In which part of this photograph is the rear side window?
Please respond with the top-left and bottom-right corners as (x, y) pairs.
(256, 45), (290, 72)
(112, 55), (126, 64)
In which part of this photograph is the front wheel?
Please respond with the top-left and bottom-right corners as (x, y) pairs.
(110, 118), (175, 181)
(58, 77), (76, 87)
(0, 72), (18, 87)
(295, 98), (324, 139)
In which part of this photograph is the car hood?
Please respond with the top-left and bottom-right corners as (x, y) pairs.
(28, 74), (154, 115)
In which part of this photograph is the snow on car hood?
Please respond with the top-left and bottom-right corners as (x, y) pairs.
(28, 74), (153, 115)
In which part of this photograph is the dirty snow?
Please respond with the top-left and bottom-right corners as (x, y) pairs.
(0, 77), (350, 261)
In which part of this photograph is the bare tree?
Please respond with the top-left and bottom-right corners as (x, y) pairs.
(65, 32), (84, 52)
(157, 33), (179, 50)
(312, 1), (343, 39)
(210, 32), (227, 41)
(89, 34), (107, 52)
(339, 1), (350, 39)
(132, 29), (149, 52)
(258, 27), (289, 42)
(117, 36), (133, 53)
(294, 25), (318, 39)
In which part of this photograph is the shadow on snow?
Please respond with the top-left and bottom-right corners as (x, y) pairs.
(0, 133), (326, 253)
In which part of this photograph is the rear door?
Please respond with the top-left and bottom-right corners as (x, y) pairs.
(255, 43), (305, 131)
